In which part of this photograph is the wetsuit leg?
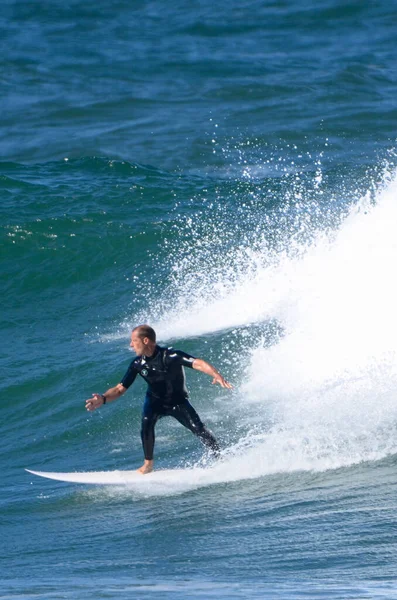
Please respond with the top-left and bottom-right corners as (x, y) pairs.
(141, 395), (162, 460)
(168, 401), (220, 456)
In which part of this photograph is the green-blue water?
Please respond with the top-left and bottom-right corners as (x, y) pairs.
(2, 1), (397, 598)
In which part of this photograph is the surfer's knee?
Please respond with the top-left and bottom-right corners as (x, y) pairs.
(141, 414), (153, 427)
(140, 415), (154, 440)
(190, 419), (203, 433)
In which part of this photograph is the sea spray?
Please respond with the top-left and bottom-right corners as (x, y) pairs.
(237, 169), (397, 473)
(146, 163), (397, 477)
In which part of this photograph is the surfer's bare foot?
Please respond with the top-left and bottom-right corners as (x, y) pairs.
(137, 460), (153, 475)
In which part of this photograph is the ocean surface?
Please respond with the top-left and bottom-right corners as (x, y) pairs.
(2, 1), (397, 598)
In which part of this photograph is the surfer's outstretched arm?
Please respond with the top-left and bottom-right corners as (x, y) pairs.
(85, 383), (127, 411)
(192, 359), (233, 389)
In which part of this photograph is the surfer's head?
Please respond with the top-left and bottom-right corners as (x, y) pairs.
(130, 324), (156, 355)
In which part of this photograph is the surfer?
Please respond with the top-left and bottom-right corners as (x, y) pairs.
(85, 324), (232, 474)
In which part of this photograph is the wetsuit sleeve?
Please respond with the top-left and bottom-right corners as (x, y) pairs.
(168, 349), (196, 369)
(119, 360), (138, 389)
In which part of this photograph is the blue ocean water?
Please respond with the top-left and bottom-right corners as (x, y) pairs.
(2, 1), (397, 598)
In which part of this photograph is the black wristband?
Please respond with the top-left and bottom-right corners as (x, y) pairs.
(101, 394), (107, 405)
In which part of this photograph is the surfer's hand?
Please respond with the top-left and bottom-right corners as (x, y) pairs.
(212, 374), (233, 389)
(85, 394), (104, 411)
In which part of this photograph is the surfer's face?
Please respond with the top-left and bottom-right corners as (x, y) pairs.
(130, 332), (148, 355)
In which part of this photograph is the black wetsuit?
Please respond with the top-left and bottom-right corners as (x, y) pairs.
(120, 345), (219, 460)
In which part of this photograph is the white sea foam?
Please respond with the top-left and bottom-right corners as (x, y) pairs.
(147, 168), (397, 482)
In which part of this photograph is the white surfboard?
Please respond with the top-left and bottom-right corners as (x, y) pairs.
(25, 468), (181, 485)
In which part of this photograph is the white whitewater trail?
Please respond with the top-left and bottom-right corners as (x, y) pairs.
(146, 170), (397, 490)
